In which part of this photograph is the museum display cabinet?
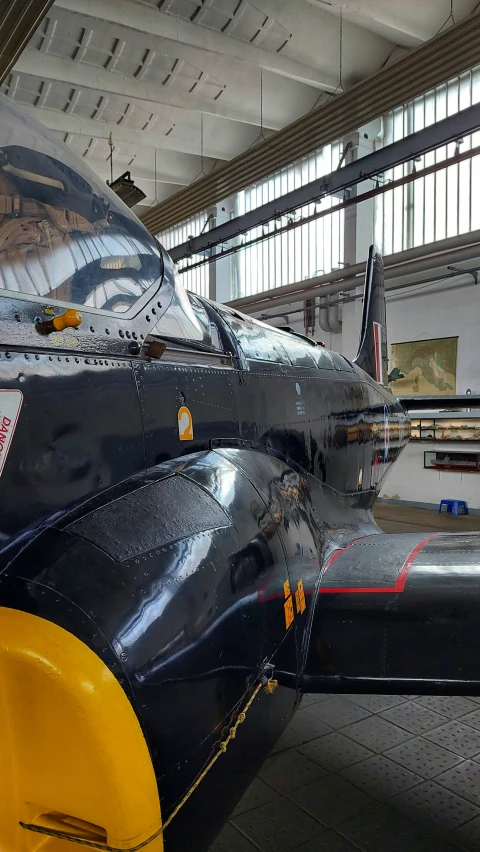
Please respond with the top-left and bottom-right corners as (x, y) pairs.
(410, 413), (480, 442)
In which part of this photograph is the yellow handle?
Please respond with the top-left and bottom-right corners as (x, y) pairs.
(52, 309), (82, 331)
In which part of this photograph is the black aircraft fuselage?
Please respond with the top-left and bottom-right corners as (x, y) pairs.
(2, 96), (480, 852)
(0, 244), (411, 851)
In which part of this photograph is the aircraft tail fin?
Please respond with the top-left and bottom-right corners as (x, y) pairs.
(353, 245), (387, 385)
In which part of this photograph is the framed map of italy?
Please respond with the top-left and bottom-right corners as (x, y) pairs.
(389, 337), (458, 396)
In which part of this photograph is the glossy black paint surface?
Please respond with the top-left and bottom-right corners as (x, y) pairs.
(0, 247), (477, 852)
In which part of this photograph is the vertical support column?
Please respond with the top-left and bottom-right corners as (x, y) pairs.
(341, 121), (381, 358)
(208, 196), (236, 303)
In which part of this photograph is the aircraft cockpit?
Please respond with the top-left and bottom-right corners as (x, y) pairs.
(0, 93), (226, 357)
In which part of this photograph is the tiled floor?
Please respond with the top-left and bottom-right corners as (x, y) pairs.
(209, 504), (480, 852)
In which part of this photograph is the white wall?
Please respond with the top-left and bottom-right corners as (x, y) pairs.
(382, 441), (480, 510)
(258, 275), (480, 509)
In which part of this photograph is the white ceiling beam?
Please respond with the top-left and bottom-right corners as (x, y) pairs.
(23, 105), (230, 161)
(15, 49), (282, 129)
(54, 0), (338, 92)
(305, 0), (430, 44)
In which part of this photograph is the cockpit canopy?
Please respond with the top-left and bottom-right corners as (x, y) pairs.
(0, 94), (161, 315)
(0, 94), (223, 350)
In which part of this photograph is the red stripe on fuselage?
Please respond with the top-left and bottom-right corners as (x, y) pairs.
(373, 322), (383, 384)
(320, 533), (439, 595)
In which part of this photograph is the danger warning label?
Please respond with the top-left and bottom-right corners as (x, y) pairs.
(0, 390), (22, 476)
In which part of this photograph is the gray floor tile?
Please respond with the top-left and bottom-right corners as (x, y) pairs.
(424, 720), (480, 759)
(337, 802), (442, 852)
(449, 815), (480, 850)
(258, 749), (327, 793)
(233, 798), (324, 852)
(420, 837), (470, 852)
(380, 700), (448, 735)
(342, 716), (412, 752)
(282, 707), (334, 747)
(343, 694), (408, 713)
(340, 754), (423, 799)
(414, 696), (479, 719)
(436, 760), (480, 807)
(390, 780), (479, 832)
(385, 735), (463, 778)
(290, 773), (376, 827)
(299, 731), (373, 771)
(457, 708), (480, 731)
(299, 693), (332, 709)
(307, 696), (371, 729)
(290, 831), (358, 851)
(209, 823), (261, 852)
(270, 737), (290, 755)
(232, 778), (281, 818)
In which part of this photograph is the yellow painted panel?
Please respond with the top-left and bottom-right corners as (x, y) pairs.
(0, 607), (163, 852)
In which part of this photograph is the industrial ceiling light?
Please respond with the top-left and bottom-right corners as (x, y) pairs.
(107, 171), (146, 208)
(106, 132), (146, 208)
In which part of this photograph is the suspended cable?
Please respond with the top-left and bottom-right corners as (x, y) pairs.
(339, 8), (344, 93)
(437, 0), (456, 33)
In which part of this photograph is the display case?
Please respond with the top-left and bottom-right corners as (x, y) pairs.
(411, 415), (480, 442)
(424, 451), (480, 472)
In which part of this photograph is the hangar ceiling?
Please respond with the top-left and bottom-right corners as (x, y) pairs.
(1, 0), (479, 218)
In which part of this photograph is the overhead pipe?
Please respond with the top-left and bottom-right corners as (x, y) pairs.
(241, 244), (480, 313)
(228, 229), (480, 313)
(259, 269), (478, 325)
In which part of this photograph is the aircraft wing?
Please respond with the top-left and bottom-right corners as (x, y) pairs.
(302, 530), (480, 694)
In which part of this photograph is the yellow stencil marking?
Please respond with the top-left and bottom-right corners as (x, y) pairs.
(283, 580), (291, 599)
(295, 579), (306, 615)
(284, 595), (294, 630)
(178, 405), (194, 441)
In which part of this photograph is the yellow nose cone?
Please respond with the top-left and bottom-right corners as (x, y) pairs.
(52, 309), (82, 331)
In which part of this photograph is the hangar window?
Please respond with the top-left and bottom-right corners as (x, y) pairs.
(375, 65), (480, 253)
(156, 139), (345, 300)
(158, 212), (209, 299)
(234, 142), (344, 297)
(0, 96), (162, 315)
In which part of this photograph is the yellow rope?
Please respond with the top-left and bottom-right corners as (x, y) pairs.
(20, 678), (278, 852)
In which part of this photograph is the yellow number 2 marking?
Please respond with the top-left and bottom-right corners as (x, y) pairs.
(178, 406), (194, 441)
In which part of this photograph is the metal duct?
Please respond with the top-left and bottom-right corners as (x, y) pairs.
(318, 299), (330, 334)
(318, 298), (343, 333)
(0, 0), (55, 84)
(141, 13), (480, 235)
(328, 301), (342, 333)
(241, 244), (480, 313)
(229, 229), (480, 313)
